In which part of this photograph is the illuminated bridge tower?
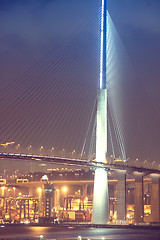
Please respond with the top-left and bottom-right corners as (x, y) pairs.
(92, 0), (109, 224)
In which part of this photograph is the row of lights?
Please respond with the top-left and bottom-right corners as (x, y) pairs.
(0, 143), (84, 158)
(0, 142), (75, 153)
(1, 186), (82, 197)
(37, 186), (68, 194)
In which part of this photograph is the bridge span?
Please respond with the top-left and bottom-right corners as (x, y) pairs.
(1, 152), (160, 175)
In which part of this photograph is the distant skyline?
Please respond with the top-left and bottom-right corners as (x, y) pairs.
(0, 0), (160, 164)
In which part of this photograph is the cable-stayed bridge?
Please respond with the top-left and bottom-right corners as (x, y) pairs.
(1, 0), (160, 225)
(0, 4), (159, 163)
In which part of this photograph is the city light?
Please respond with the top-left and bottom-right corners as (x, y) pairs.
(1, 142), (15, 146)
(51, 147), (54, 152)
(38, 188), (42, 193)
(40, 146), (44, 152)
(62, 187), (67, 193)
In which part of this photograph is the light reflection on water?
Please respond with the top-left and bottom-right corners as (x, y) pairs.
(0, 225), (160, 240)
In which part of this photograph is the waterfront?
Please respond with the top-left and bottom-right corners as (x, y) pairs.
(1, 225), (160, 240)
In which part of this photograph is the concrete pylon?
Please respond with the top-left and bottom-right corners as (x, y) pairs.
(92, 168), (109, 224)
(151, 174), (160, 222)
(92, 90), (109, 224)
(134, 172), (144, 223)
(92, 0), (109, 224)
(116, 170), (126, 221)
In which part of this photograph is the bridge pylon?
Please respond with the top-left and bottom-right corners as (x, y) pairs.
(92, 0), (109, 224)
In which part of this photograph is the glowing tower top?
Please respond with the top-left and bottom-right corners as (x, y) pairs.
(100, 0), (107, 89)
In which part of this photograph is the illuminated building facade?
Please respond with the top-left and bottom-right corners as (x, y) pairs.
(44, 184), (54, 218)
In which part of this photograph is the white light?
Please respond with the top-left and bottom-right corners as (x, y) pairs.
(100, 0), (105, 89)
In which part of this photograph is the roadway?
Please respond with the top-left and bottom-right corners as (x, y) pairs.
(13, 178), (151, 188)
(1, 152), (160, 174)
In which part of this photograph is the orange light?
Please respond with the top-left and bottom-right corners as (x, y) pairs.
(62, 187), (67, 193)
(37, 188), (42, 193)
(1, 142), (15, 146)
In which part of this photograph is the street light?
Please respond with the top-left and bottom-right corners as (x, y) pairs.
(27, 145), (32, 151)
(38, 188), (42, 193)
(78, 189), (81, 196)
(144, 160), (147, 168)
(62, 187), (67, 193)
(75, 173), (79, 180)
(1, 186), (5, 197)
(50, 147), (54, 156)
(135, 158), (139, 167)
(71, 150), (76, 158)
(40, 146), (44, 156)
(40, 235), (44, 240)
(16, 144), (20, 150)
(51, 147), (54, 153)
(61, 148), (65, 157)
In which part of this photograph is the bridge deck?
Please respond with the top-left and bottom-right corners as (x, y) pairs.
(1, 153), (160, 175)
